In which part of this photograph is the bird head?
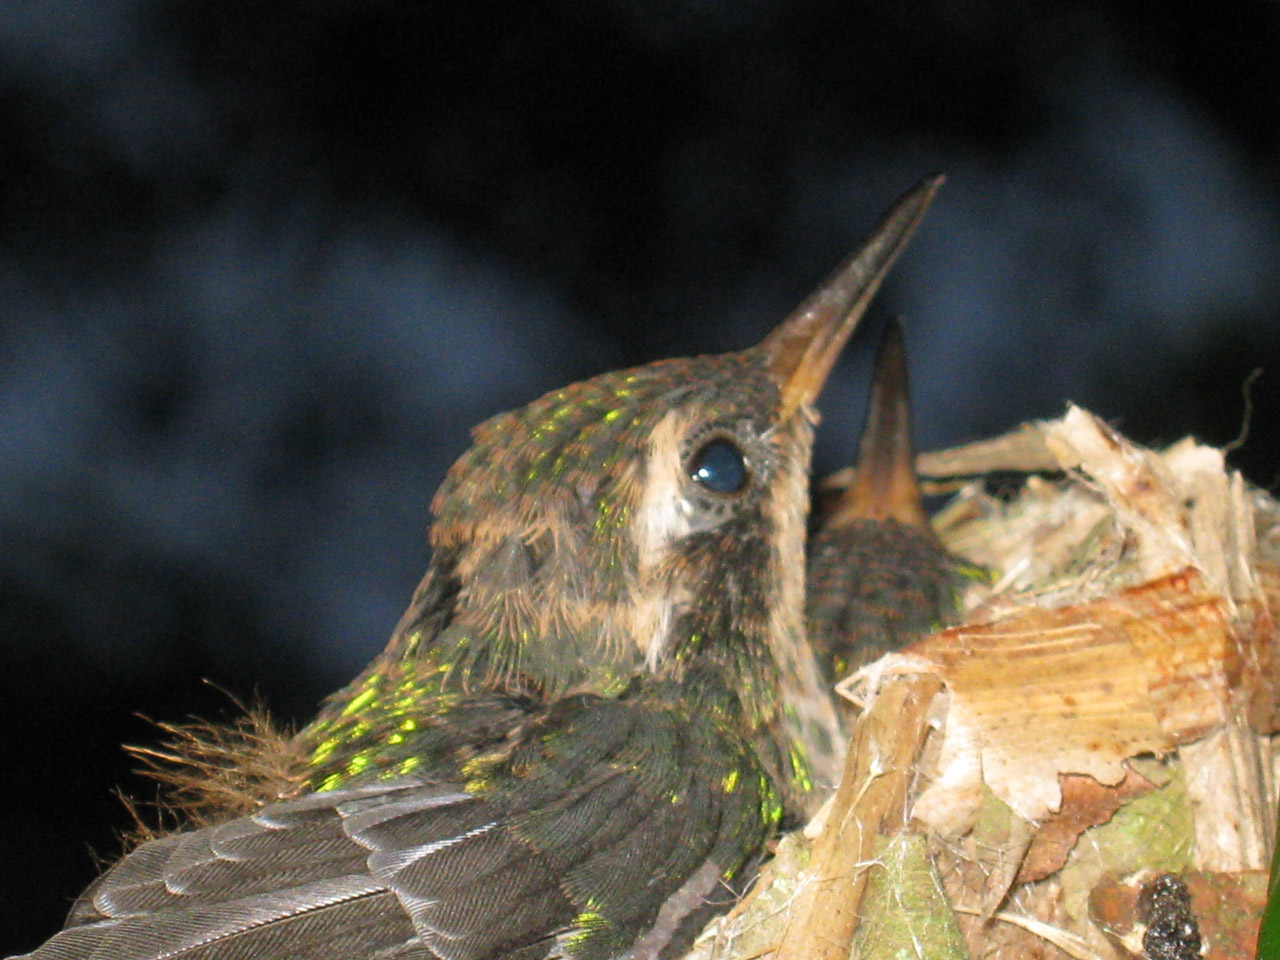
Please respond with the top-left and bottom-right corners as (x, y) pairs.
(374, 179), (941, 782)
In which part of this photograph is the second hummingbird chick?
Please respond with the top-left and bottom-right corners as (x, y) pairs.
(806, 318), (980, 682)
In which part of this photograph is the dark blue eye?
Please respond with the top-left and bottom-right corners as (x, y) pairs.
(689, 438), (749, 494)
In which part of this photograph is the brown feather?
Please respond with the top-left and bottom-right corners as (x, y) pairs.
(124, 694), (304, 840)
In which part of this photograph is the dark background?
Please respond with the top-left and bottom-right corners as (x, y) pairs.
(3, 2), (1279, 952)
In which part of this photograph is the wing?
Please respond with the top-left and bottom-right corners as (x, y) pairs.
(15, 694), (775, 960)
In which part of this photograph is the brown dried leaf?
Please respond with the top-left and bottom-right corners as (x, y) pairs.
(1019, 768), (1157, 883)
(848, 569), (1236, 829)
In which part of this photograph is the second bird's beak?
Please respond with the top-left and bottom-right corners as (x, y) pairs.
(762, 175), (943, 420)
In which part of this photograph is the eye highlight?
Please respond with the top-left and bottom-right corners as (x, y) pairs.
(688, 438), (749, 495)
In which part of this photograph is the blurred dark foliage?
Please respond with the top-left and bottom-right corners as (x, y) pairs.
(2, 2), (1278, 951)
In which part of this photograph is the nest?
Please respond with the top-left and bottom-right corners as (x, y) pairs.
(688, 405), (1277, 960)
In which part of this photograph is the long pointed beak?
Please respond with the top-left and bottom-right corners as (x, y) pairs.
(827, 316), (934, 534)
(762, 175), (943, 419)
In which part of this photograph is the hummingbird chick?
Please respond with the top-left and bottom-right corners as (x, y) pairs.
(806, 317), (981, 682)
(13, 178), (941, 960)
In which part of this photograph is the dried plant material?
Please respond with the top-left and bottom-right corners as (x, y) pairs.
(1088, 876), (1144, 953)
(1053, 762), (1195, 925)
(850, 833), (968, 960)
(1181, 870), (1268, 959)
(1043, 409), (1263, 608)
(936, 788), (1125, 959)
(969, 786), (1036, 917)
(686, 833), (813, 960)
(1250, 520), (1280, 731)
(772, 673), (943, 960)
(952, 901), (1114, 960)
(934, 476), (1116, 604)
(932, 787), (1017, 922)
(931, 406), (1270, 622)
(1042, 410), (1198, 581)
(1019, 768), (1158, 884)
(852, 569), (1235, 828)
(1178, 722), (1273, 871)
(916, 421), (1061, 479)
(946, 872), (1114, 960)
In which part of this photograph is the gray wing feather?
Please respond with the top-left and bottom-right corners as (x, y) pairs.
(15, 784), (453, 960)
(20, 877), (416, 960)
(11, 699), (767, 960)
